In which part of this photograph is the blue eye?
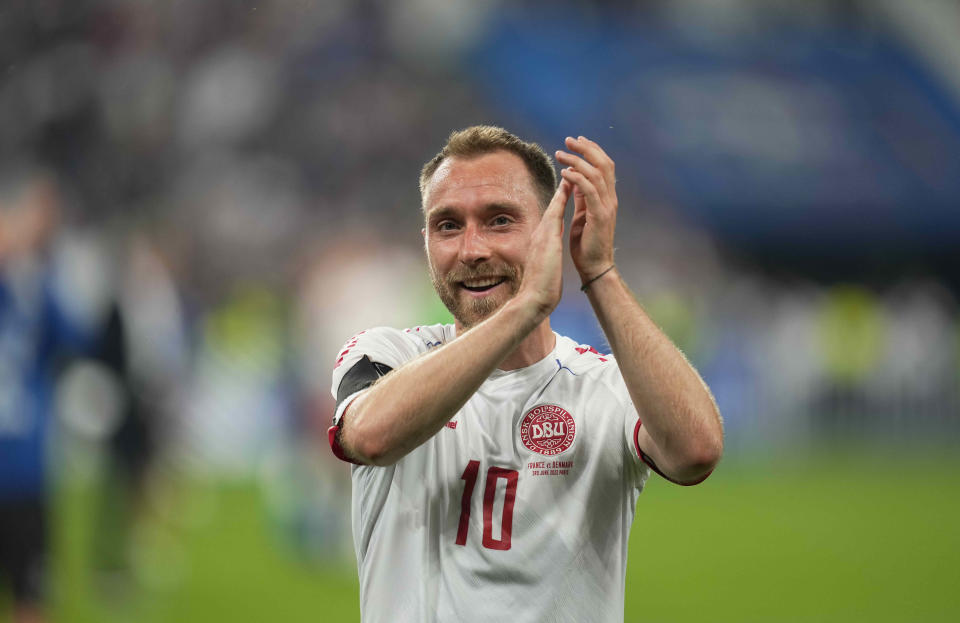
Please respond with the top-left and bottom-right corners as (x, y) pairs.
(492, 216), (511, 226)
(438, 221), (458, 231)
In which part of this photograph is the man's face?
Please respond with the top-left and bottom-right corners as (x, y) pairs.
(422, 150), (542, 329)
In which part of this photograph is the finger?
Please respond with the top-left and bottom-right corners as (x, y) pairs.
(555, 179), (574, 233)
(537, 179), (571, 239)
(560, 167), (604, 214)
(565, 136), (616, 190)
(544, 178), (572, 219)
(563, 166), (587, 217)
(565, 135), (613, 169)
(555, 150), (608, 197)
(569, 192), (586, 241)
(573, 182), (587, 215)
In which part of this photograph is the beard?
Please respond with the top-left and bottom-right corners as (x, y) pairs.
(429, 261), (521, 329)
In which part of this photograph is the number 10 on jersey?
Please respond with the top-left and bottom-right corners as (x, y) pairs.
(456, 460), (518, 550)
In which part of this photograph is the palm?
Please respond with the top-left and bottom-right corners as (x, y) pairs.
(555, 136), (617, 280)
(517, 179), (572, 317)
(569, 189), (605, 274)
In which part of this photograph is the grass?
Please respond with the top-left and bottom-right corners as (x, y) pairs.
(626, 448), (960, 622)
(23, 446), (960, 622)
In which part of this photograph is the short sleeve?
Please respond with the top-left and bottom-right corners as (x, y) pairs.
(623, 400), (650, 489)
(618, 370), (713, 487)
(590, 363), (650, 490)
(621, 389), (650, 490)
(330, 326), (423, 425)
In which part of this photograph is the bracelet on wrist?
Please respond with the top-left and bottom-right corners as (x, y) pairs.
(580, 265), (616, 292)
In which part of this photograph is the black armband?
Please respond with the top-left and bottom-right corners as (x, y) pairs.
(335, 355), (393, 408)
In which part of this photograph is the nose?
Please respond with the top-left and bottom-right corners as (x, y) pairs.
(458, 223), (490, 265)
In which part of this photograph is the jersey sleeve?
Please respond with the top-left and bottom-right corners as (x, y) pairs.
(619, 382), (651, 490)
(328, 327), (422, 463)
(591, 361), (650, 490)
(616, 367), (713, 487)
(331, 327), (422, 421)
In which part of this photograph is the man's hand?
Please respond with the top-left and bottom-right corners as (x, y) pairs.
(558, 135), (723, 484)
(555, 136), (618, 282)
(514, 178), (573, 322)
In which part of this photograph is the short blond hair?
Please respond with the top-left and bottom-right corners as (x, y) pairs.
(419, 126), (556, 210)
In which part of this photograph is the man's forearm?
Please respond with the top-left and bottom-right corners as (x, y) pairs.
(585, 269), (723, 481)
(340, 299), (542, 466)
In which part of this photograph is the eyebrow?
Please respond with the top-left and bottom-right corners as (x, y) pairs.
(426, 202), (526, 225)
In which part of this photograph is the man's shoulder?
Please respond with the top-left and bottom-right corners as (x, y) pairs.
(396, 323), (454, 350)
(334, 323), (452, 365)
(551, 333), (630, 398)
(364, 323), (453, 350)
(330, 323), (454, 400)
(554, 333), (617, 376)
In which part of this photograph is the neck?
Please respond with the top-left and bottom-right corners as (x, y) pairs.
(455, 316), (555, 371)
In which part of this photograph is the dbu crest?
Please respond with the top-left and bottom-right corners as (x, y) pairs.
(520, 404), (576, 456)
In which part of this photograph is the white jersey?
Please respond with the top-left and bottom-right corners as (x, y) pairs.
(330, 324), (650, 623)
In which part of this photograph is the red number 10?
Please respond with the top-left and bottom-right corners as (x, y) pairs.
(455, 460), (518, 551)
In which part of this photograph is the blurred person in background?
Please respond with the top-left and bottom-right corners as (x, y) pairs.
(86, 229), (189, 596)
(0, 168), (89, 623)
(328, 126), (724, 622)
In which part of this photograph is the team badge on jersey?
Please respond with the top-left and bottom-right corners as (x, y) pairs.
(520, 404), (576, 456)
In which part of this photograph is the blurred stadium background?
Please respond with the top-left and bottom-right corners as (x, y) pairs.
(1, 0), (959, 621)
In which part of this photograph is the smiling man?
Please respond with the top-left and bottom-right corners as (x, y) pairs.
(329, 126), (723, 622)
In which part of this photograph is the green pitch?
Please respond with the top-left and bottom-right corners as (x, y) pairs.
(39, 446), (960, 623)
(625, 447), (960, 622)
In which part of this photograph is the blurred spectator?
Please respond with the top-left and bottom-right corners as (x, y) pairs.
(0, 168), (103, 623)
(87, 232), (189, 595)
(814, 285), (886, 435)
